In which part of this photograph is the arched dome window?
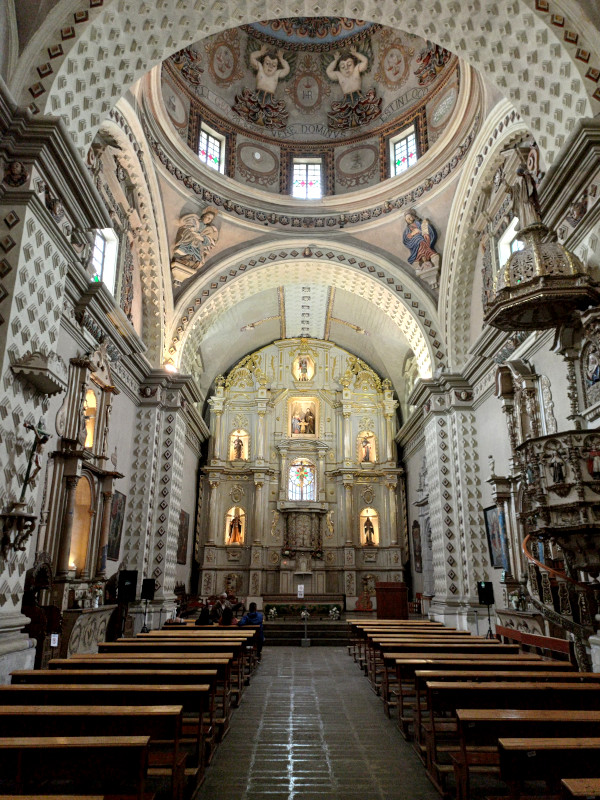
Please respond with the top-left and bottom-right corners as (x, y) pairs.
(288, 458), (316, 501)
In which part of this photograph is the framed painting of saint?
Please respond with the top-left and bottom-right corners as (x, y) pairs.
(289, 398), (318, 437)
(177, 510), (190, 565)
(107, 491), (126, 561)
(484, 505), (504, 569)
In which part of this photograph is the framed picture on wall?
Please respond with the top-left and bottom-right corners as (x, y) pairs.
(107, 491), (126, 561)
(177, 510), (190, 565)
(484, 505), (504, 569)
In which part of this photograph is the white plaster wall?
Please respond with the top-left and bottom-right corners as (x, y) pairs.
(174, 440), (200, 592)
(401, 433), (426, 597)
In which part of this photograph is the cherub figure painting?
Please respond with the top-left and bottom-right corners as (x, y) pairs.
(326, 47), (381, 130)
(233, 44), (290, 129)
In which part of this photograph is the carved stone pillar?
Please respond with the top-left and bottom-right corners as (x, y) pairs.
(96, 489), (113, 578)
(56, 476), (81, 578)
(383, 476), (397, 546)
(207, 480), (220, 545)
(343, 476), (353, 545)
(256, 410), (266, 463)
(278, 447), (288, 501)
(384, 413), (394, 463)
(342, 409), (352, 466)
(212, 409), (223, 463)
(413, 376), (486, 630)
(208, 380), (225, 464)
(317, 450), (326, 502)
(253, 475), (265, 544)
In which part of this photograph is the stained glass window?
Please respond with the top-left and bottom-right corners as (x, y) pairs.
(292, 159), (323, 199)
(391, 129), (418, 176)
(288, 458), (316, 501)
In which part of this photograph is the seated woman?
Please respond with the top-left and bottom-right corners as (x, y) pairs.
(219, 606), (238, 627)
(195, 606), (213, 626)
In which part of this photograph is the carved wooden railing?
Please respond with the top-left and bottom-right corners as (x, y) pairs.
(522, 534), (597, 670)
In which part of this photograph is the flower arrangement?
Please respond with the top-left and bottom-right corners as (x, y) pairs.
(311, 548), (323, 560)
(328, 606), (340, 620)
(267, 607), (278, 621)
(300, 608), (310, 621)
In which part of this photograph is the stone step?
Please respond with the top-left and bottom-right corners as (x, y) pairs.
(265, 620), (349, 646)
(266, 637), (347, 647)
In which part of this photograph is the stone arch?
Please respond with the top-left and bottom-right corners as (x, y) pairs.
(95, 113), (170, 365)
(11, 0), (598, 165)
(169, 242), (443, 381)
(440, 100), (530, 370)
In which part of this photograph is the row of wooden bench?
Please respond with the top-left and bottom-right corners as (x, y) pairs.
(0, 623), (261, 799)
(346, 618), (600, 800)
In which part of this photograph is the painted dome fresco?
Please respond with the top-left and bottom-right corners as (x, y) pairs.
(160, 18), (463, 195)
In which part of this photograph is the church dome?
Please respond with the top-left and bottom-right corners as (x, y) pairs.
(157, 18), (474, 200)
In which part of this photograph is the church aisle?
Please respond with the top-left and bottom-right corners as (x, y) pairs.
(197, 646), (439, 800)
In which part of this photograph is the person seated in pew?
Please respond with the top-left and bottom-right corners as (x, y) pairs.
(210, 593), (231, 622)
(195, 606), (213, 626)
(219, 607), (239, 627)
(238, 602), (265, 660)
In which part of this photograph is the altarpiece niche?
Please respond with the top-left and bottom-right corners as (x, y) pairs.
(199, 339), (404, 605)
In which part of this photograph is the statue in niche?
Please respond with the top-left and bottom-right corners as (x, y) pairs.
(293, 354), (315, 382)
(364, 515), (375, 546)
(586, 348), (600, 386)
(326, 47), (381, 130)
(360, 434), (375, 463)
(171, 207), (219, 275)
(503, 165), (542, 230)
(228, 510), (243, 544)
(549, 452), (566, 484)
(402, 210), (441, 274)
(232, 436), (244, 460)
(233, 44), (290, 129)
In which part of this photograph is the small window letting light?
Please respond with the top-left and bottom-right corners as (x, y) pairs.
(498, 217), (525, 266)
(199, 123), (225, 174)
(292, 158), (323, 199)
(390, 127), (418, 177)
(91, 228), (119, 294)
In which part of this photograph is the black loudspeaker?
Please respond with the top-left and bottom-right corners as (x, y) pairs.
(141, 578), (155, 601)
(477, 581), (494, 606)
(118, 570), (138, 604)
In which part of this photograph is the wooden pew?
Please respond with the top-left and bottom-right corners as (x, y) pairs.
(498, 738), (600, 800)
(456, 709), (600, 800)
(346, 620), (446, 665)
(11, 667), (221, 768)
(0, 684), (209, 767)
(60, 654), (235, 724)
(370, 643), (520, 709)
(96, 640), (247, 695)
(561, 778), (600, 799)
(391, 656), (560, 736)
(424, 682), (600, 794)
(412, 668), (591, 759)
(0, 736), (150, 800)
(0, 705), (184, 800)
(366, 636), (500, 691)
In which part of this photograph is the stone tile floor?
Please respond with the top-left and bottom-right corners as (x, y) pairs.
(197, 646), (440, 800)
